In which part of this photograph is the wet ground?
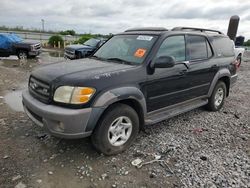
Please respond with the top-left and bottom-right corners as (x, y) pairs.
(0, 51), (249, 188)
(1, 49), (65, 112)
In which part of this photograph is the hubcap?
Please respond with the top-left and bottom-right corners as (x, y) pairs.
(108, 116), (132, 146)
(214, 87), (224, 107)
(19, 52), (27, 59)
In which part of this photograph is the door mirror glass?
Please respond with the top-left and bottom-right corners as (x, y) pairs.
(154, 56), (175, 68)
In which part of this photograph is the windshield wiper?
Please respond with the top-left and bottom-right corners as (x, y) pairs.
(106, 57), (133, 65)
(90, 55), (106, 61)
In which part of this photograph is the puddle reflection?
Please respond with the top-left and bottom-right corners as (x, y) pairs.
(0, 49), (65, 70)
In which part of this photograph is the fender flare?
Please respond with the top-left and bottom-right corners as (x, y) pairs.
(208, 68), (231, 97)
(93, 86), (147, 116)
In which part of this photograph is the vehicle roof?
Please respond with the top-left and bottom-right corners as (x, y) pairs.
(117, 27), (227, 38)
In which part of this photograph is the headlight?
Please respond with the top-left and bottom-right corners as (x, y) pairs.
(53, 86), (95, 104)
(31, 45), (35, 51)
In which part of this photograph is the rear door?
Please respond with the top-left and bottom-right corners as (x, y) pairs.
(184, 34), (218, 99)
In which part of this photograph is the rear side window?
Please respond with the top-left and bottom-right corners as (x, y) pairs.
(212, 37), (234, 57)
(156, 35), (186, 62)
(187, 35), (212, 61)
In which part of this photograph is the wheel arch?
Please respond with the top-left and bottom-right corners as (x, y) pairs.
(208, 69), (231, 97)
(90, 87), (147, 130)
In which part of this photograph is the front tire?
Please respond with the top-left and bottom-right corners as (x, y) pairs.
(206, 81), (226, 111)
(91, 103), (139, 155)
(17, 50), (28, 59)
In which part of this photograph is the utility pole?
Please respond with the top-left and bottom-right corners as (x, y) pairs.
(41, 19), (45, 32)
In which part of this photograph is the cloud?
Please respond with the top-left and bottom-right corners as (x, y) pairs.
(0, 0), (249, 39)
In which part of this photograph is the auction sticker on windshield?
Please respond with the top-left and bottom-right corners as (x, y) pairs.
(136, 35), (153, 41)
(134, 48), (147, 58)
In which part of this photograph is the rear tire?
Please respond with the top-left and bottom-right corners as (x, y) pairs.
(91, 103), (139, 155)
(236, 54), (242, 67)
(206, 81), (226, 111)
(17, 50), (28, 59)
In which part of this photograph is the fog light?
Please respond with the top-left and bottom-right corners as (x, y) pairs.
(54, 122), (65, 132)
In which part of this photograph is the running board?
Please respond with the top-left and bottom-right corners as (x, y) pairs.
(145, 98), (208, 125)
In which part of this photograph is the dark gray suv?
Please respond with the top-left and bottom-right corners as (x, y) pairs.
(22, 27), (238, 155)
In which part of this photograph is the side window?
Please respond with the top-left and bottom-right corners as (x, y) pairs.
(187, 35), (212, 61)
(156, 35), (186, 62)
(212, 37), (235, 57)
(206, 40), (213, 58)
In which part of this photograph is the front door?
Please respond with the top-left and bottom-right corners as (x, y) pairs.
(145, 35), (189, 112)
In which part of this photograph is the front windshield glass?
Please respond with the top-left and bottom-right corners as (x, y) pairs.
(93, 35), (157, 64)
(84, 38), (100, 47)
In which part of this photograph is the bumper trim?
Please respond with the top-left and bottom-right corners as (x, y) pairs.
(22, 90), (93, 139)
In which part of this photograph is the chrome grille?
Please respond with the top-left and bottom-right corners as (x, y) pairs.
(29, 76), (50, 103)
(32, 43), (41, 50)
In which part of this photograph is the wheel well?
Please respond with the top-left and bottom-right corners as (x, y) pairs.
(218, 76), (230, 96)
(101, 99), (145, 130)
(17, 49), (28, 55)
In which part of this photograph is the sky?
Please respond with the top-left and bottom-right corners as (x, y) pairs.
(0, 0), (250, 39)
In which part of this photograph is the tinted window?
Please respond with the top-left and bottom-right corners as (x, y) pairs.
(207, 40), (212, 57)
(212, 37), (234, 57)
(187, 35), (210, 60)
(156, 35), (186, 62)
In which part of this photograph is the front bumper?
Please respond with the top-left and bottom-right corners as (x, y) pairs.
(22, 90), (92, 139)
(64, 51), (76, 59)
(29, 49), (41, 56)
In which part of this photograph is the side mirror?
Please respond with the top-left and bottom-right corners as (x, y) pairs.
(154, 56), (175, 68)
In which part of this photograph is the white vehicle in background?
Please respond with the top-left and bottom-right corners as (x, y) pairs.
(231, 40), (245, 67)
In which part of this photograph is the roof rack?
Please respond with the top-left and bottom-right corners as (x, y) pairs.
(125, 27), (168, 32)
(171, 27), (223, 34)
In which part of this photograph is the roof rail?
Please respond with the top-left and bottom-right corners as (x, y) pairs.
(125, 27), (168, 32)
(171, 27), (223, 34)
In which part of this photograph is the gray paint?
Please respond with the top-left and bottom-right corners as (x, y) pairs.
(93, 86), (147, 117)
(22, 90), (93, 139)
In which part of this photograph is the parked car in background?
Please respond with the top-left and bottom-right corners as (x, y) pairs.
(64, 38), (107, 59)
(234, 46), (245, 67)
(0, 33), (41, 59)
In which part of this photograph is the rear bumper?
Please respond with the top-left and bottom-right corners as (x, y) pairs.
(22, 90), (93, 139)
(230, 74), (238, 87)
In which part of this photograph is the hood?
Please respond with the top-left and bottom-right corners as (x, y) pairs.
(21, 40), (40, 45)
(65, 44), (93, 50)
(31, 58), (134, 84)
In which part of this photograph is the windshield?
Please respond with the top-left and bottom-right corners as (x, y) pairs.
(84, 38), (100, 47)
(93, 35), (157, 64)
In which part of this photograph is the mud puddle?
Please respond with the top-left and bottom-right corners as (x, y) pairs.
(3, 89), (24, 112)
(0, 49), (65, 70)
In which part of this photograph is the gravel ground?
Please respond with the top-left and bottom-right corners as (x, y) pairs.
(0, 52), (249, 188)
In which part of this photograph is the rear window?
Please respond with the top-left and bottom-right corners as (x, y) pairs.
(186, 35), (212, 61)
(212, 36), (235, 57)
